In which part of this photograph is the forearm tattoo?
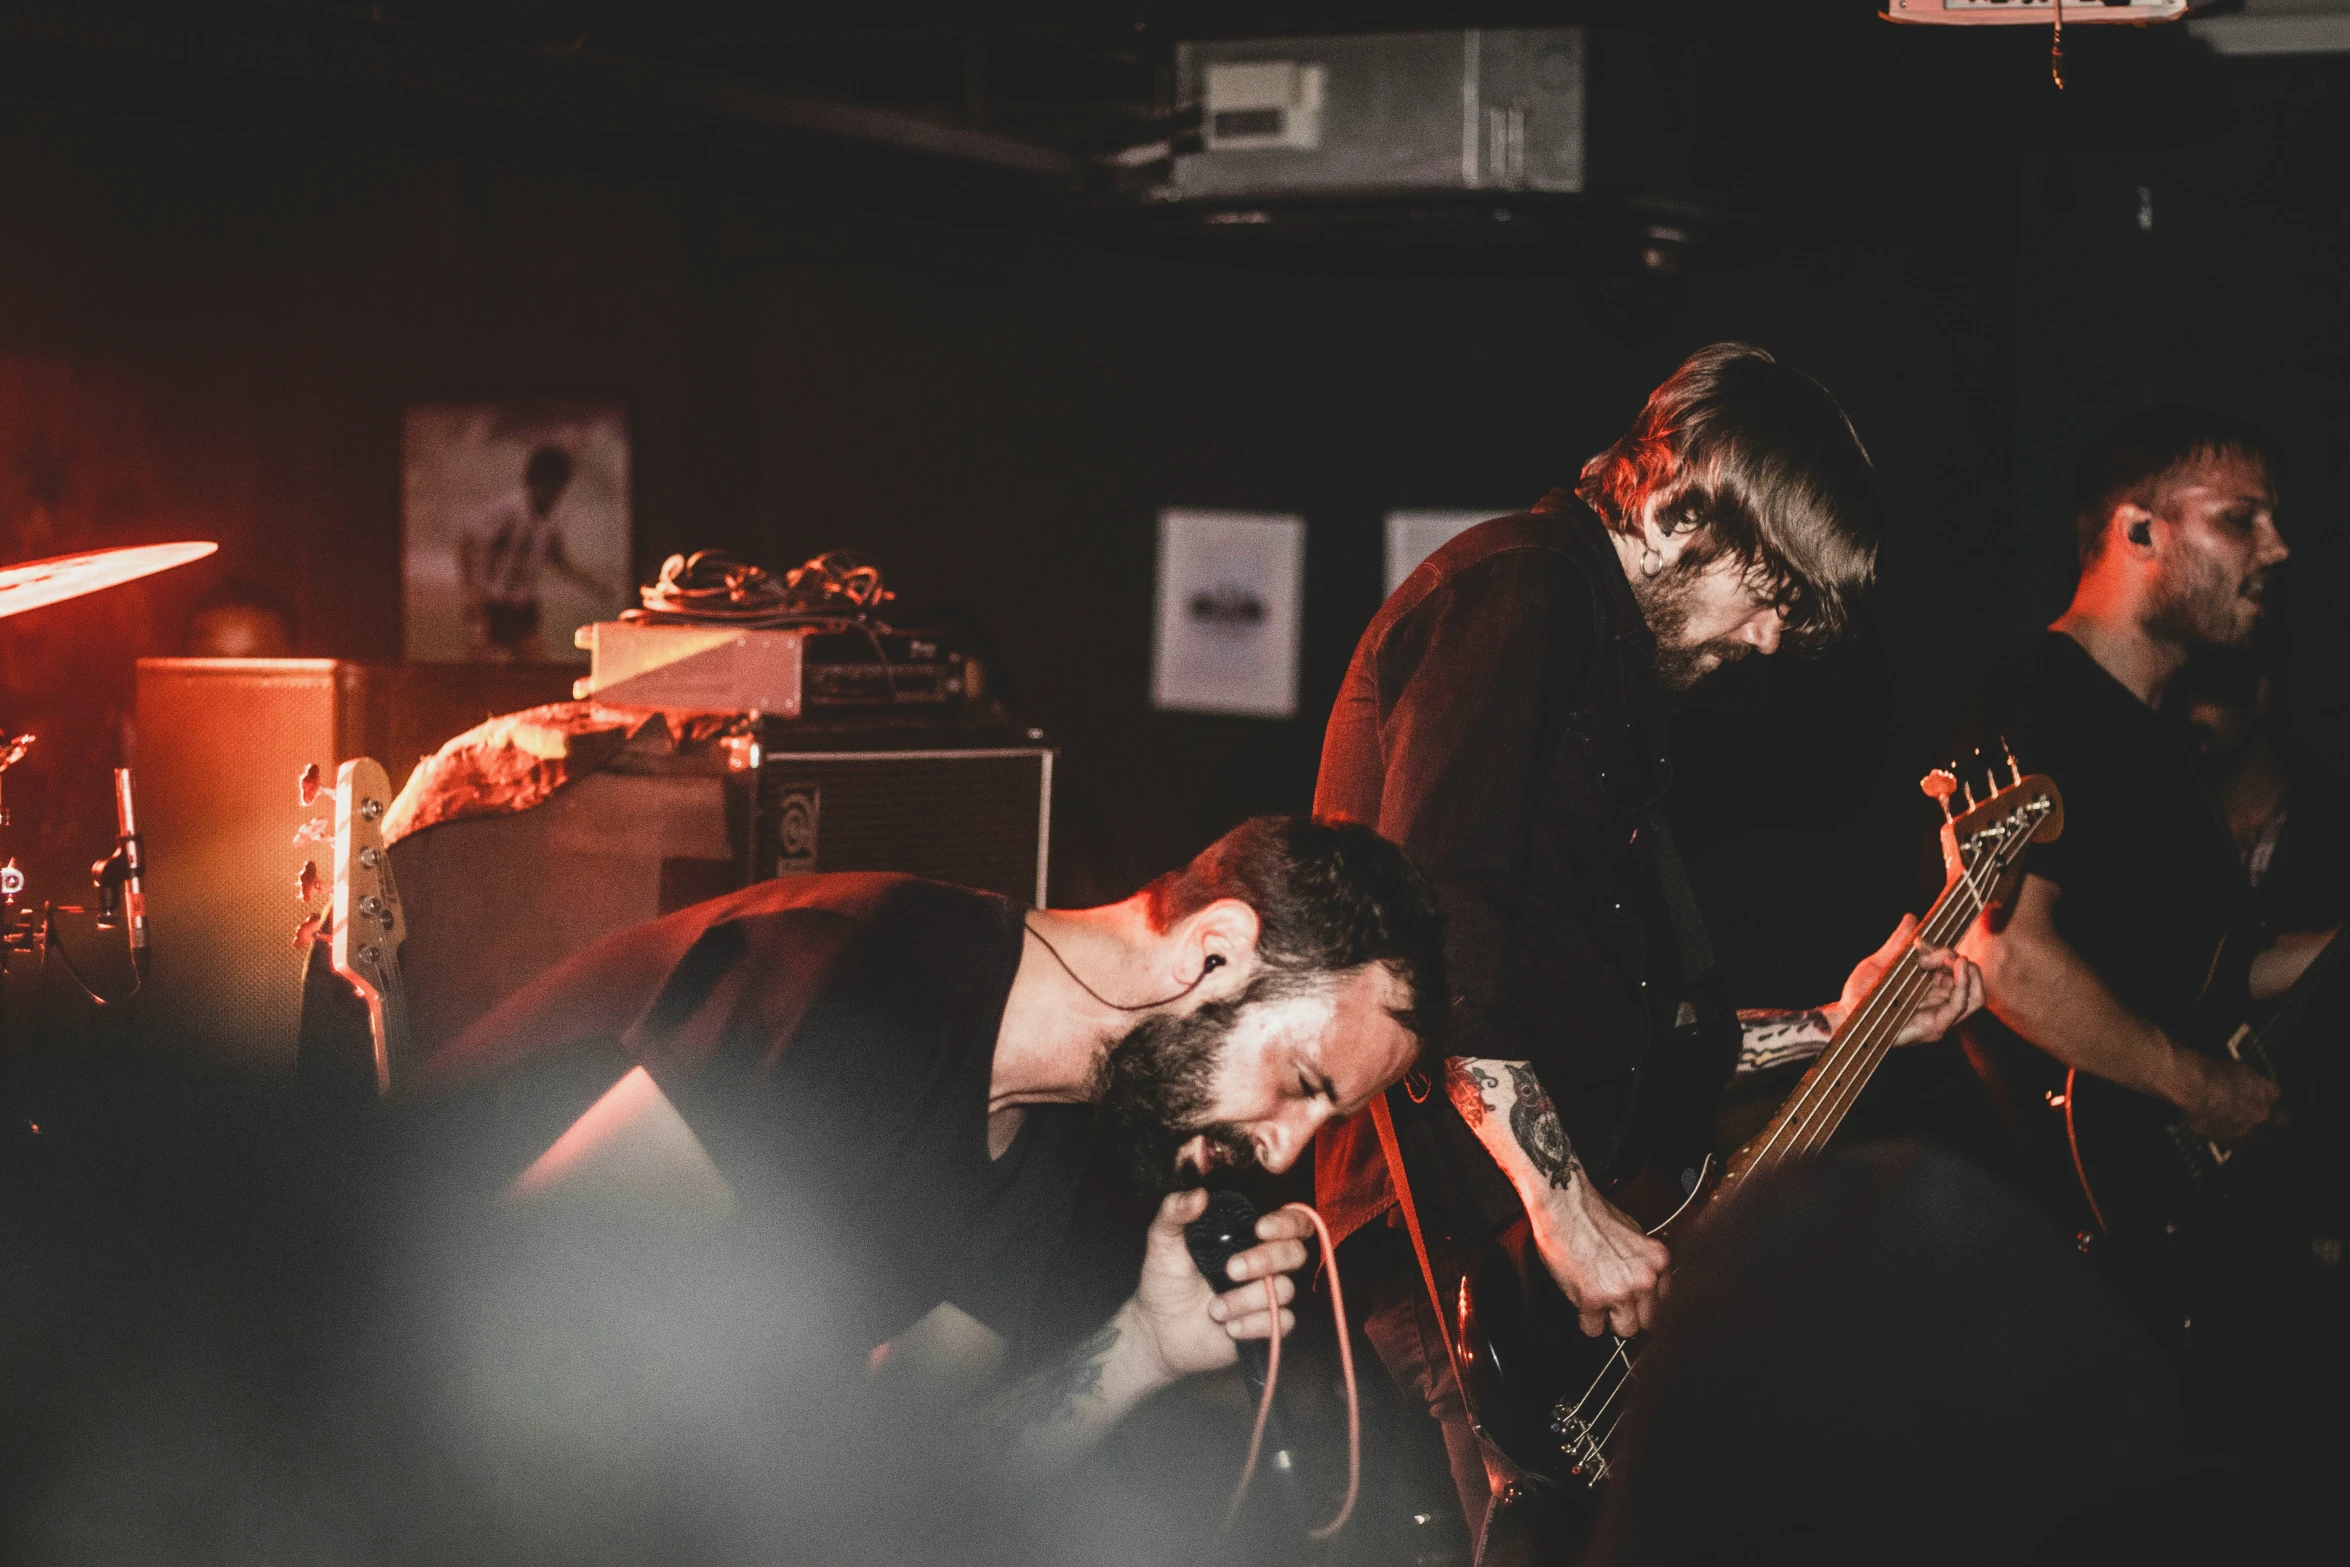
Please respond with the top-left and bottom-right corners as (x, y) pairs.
(1736, 1008), (1834, 1075)
(1444, 1058), (1502, 1129)
(1504, 1063), (1582, 1191)
(995, 1321), (1119, 1436)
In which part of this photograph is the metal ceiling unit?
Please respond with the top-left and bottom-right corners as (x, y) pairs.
(1168, 30), (1586, 202)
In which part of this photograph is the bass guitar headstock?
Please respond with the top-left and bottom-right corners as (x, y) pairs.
(291, 757), (407, 1094)
(1922, 738), (2064, 914)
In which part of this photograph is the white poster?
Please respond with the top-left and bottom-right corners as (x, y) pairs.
(1385, 509), (1504, 597)
(403, 400), (632, 664)
(1152, 509), (1306, 719)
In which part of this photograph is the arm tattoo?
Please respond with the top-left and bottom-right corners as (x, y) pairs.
(1735, 1008), (1835, 1074)
(1503, 1063), (1582, 1192)
(1444, 1058), (1502, 1129)
(995, 1321), (1119, 1435)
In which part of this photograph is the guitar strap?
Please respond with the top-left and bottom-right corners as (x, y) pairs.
(1369, 1089), (1458, 1368)
(1371, 1088), (1527, 1561)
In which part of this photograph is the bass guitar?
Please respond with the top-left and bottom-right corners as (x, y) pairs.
(1454, 758), (2063, 1514)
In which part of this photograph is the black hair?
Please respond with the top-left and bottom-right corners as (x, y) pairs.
(1144, 815), (1449, 1058)
(2074, 405), (2280, 564)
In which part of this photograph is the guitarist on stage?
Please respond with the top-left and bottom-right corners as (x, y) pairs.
(1313, 343), (1984, 1554)
(1949, 407), (2339, 1434)
(1954, 408), (2330, 1159)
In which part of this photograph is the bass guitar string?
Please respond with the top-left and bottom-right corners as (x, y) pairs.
(1786, 818), (2037, 1160)
(1746, 811), (2032, 1172)
(1557, 802), (2046, 1486)
(1555, 942), (1968, 1479)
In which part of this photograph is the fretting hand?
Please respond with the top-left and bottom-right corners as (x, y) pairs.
(1827, 914), (1985, 1047)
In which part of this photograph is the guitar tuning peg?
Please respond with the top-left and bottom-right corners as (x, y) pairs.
(296, 859), (320, 904)
(297, 762), (324, 808)
(1961, 779), (1978, 811)
(2000, 736), (2023, 788)
(1919, 768), (1959, 821)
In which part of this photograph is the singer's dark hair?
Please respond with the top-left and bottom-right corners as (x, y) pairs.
(1145, 815), (1448, 1055)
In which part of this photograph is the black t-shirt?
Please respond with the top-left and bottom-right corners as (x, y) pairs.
(1953, 631), (2252, 1033)
(425, 873), (1093, 1350)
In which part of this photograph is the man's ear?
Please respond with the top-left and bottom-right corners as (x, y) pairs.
(2115, 505), (2159, 554)
(1176, 898), (1262, 992)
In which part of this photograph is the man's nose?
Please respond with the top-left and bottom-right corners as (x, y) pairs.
(1256, 1102), (1332, 1175)
(2257, 517), (2290, 566)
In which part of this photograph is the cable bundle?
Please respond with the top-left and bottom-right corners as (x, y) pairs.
(626, 549), (894, 629)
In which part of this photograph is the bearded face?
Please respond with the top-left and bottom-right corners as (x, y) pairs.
(1625, 550), (1774, 691)
(1093, 977), (1307, 1193)
(2147, 540), (2268, 650)
(2137, 454), (2284, 653)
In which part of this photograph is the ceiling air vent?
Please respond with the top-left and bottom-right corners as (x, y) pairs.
(1203, 61), (1327, 152)
(1170, 30), (1585, 202)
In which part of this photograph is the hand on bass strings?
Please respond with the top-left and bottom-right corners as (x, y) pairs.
(1130, 1188), (1309, 1383)
(1829, 914), (1986, 1046)
(2178, 1048), (2279, 1143)
(1444, 1057), (1669, 1340)
(1532, 1174), (1671, 1340)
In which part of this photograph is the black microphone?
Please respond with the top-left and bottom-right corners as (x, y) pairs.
(113, 767), (148, 980)
(1185, 1187), (1273, 1386)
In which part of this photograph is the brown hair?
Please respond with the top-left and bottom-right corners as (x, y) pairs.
(1576, 342), (1880, 649)
(1144, 815), (1448, 1057)
(2073, 405), (2278, 565)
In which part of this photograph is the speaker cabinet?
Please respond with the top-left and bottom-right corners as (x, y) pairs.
(383, 724), (1054, 1067)
(132, 659), (579, 1071)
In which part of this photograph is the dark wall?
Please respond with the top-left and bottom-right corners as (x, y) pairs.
(2, 32), (2342, 1011)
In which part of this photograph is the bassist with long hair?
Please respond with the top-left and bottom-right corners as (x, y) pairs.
(1312, 345), (1985, 1559)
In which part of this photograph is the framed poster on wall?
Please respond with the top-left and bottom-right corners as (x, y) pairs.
(1151, 509), (1306, 719)
(1385, 509), (1505, 596)
(402, 399), (632, 664)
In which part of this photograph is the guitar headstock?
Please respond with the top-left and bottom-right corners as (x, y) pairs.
(291, 757), (405, 1094)
(1924, 740), (2064, 905)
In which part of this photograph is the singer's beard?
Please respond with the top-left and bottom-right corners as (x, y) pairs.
(1095, 975), (1302, 1193)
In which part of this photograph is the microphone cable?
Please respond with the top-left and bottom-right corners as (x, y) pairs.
(1192, 1198), (1361, 1541)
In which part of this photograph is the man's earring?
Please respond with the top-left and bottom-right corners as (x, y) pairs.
(1639, 542), (1664, 577)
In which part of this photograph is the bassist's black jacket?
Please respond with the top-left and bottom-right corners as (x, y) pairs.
(1314, 492), (1729, 1250)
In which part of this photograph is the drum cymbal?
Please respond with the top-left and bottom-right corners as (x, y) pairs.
(0, 542), (218, 622)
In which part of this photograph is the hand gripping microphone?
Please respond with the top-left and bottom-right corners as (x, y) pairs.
(1185, 1187), (1274, 1386)
(1185, 1189), (1364, 1539)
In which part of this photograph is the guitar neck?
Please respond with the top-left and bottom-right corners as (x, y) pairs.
(367, 955), (412, 1096)
(1719, 845), (2009, 1193)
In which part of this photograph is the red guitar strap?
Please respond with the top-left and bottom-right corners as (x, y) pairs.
(1371, 1089), (1523, 1556)
(1369, 1090), (1459, 1368)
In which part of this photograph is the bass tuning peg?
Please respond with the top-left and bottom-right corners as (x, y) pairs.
(1919, 768), (1959, 821)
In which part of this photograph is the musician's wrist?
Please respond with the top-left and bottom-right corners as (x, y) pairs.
(2155, 1029), (2208, 1112)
